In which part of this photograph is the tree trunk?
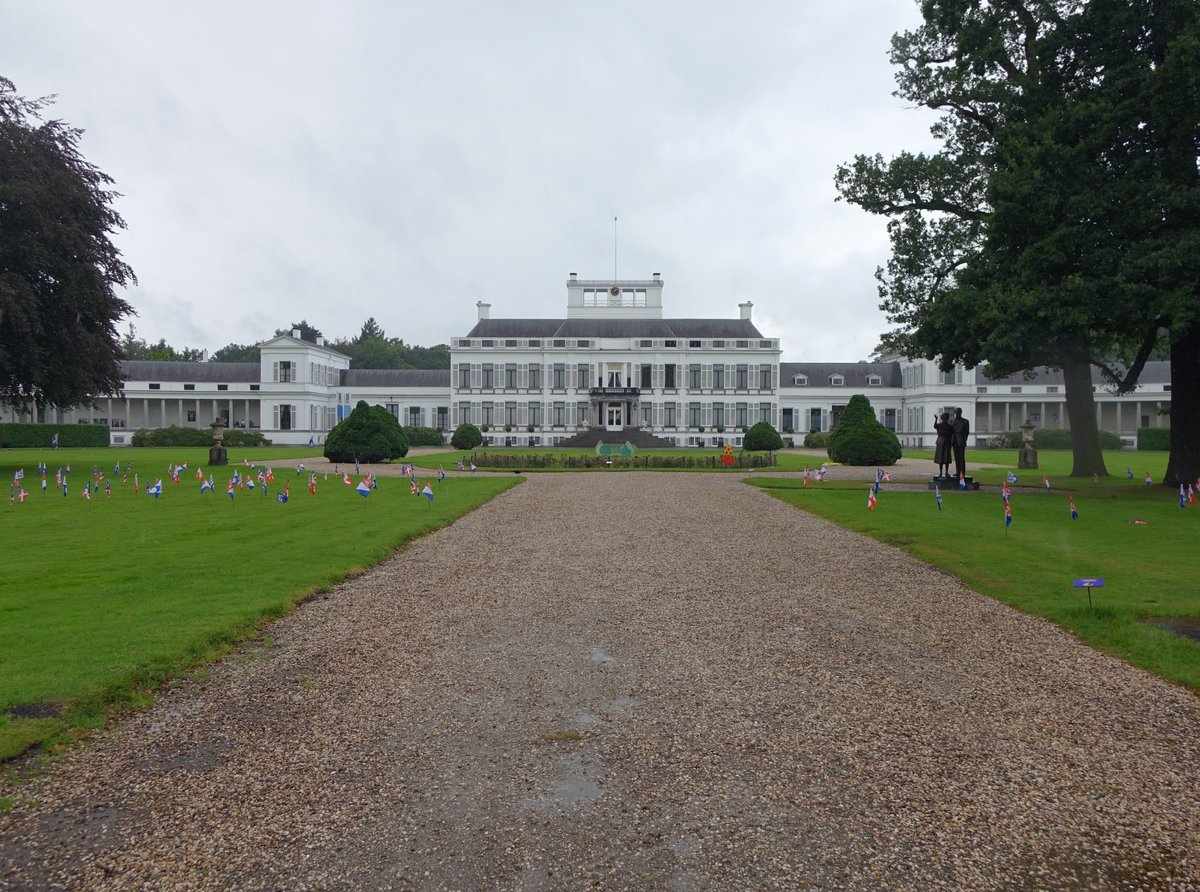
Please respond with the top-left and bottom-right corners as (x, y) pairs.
(1164, 321), (1200, 486)
(1060, 345), (1109, 477)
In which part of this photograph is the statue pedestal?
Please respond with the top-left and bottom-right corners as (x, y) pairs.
(929, 475), (980, 490)
(209, 445), (227, 466)
(1017, 446), (1039, 469)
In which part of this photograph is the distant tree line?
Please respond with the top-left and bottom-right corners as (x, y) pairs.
(121, 317), (450, 370)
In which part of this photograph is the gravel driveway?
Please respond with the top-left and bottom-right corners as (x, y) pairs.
(2, 473), (1198, 890)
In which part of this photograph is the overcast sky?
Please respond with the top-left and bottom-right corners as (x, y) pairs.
(3, 1), (938, 362)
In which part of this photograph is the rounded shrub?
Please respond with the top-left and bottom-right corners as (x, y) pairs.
(324, 400), (408, 463)
(450, 422), (483, 450)
(827, 394), (902, 465)
(743, 421), (784, 452)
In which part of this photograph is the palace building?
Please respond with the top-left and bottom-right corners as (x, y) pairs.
(0, 273), (1172, 450)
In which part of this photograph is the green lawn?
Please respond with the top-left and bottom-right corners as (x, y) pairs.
(751, 466), (1200, 691)
(0, 448), (517, 762)
(413, 446), (822, 472)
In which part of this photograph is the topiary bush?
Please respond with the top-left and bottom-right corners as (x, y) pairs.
(743, 421), (784, 452)
(324, 400), (408, 463)
(803, 430), (829, 449)
(450, 422), (483, 450)
(827, 394), (902, 465)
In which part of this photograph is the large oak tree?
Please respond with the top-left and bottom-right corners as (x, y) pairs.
(0, 77), (134, 411)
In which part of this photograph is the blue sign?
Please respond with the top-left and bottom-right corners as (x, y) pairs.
(1073, 578), (1106, 588)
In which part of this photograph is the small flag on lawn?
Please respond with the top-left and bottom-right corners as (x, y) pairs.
(1043, 474), (1051, 491)
(1145, 472), (1153, 486)
(1069, 494), (1078, 521)
(1181, 484), (1187, 509)
(276, 490), (288, 503)
(356, 480), (371, 497)
(422, 483), (434, 502)
(200, 475), (214, 494)
(935, 485), (942, 513)
(958, 472), (966, 490)
(1127, 467), (1134, 479)
(1005, 501), (1013, 528)
(147, 480), (163, 498)
(867, 488), (877, 511)
(1007, 471), (1018, 484)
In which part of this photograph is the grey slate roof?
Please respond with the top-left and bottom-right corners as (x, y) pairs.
(780, 362), (902, 388)
(980, 361), (1171, 387)
(465, 317), (764, 339)
(121, 361), (259, 383)
(342, 369), (451, 388)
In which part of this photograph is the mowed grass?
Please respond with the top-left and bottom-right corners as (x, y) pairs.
(751, 461), (1200, 691)
(414, 446), (821, 472)
(0, 448), (518, 762)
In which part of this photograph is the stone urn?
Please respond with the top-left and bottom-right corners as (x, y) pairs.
(1017, 421), (1038, 469)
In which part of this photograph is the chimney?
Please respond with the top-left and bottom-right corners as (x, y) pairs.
(739, 301), (753, 321)
(292, 328), (301, 339)
(569, 272), (577, 281)
(477, 301), (491, 320)
(316, 336), (324, 346)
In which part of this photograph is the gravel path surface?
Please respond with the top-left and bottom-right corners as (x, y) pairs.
(3, 473), (1199, 890)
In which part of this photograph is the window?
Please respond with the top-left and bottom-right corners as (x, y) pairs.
(505, 339), (518, 348)
(553, 402), (565, 425)
(689, 340), (701, 348)
(640, 364), (652, 388)
(276, 361), (293, 383)
(736, 403), (748, 428)
(760, 340), (772, 348)
(688, 364), (701, 389)
(713, 366), (724, 389)
(528, 339), (541, 347)
(481, 339), (494, 347)
(503, 402), (516, 426)
(529, 403), (541, 427)
(186, 410), (196, 422)
(688, 402), (701, 427)
(664, 339), (677, 348)
(408, 407), (422, 427)
(149, 383), (161, 390)
(529, 366), (541, 390)
(736, 340), (748, 348)
(830, 375), (844, 386)
(640, 339), (652, 348)
(1046, 386), (1059, 393)
(867, 375), (882, 386)
(713, 404), (725, 428)
(759, 367), (771, 390)
(664, 404), (677, 427)
(481, 364), (493, 388)
(217, 384), (228, 391)
(977, 386), (988, 393)
(436, 407), (449, 430)
(577, 340), (589, 348)
(553, 339), (566, 348)
(1011, 386), (1023, 393)
(386, 403), (399, 418)
(552, 364), (566, 389)
(794, 375), (807, 386)
(760, 403), (771, 424)
(459, 339), (472, 348)
(810, 408), (822, 431)
(712, 340), (725, 348)
(184, 384), (195, 391)
(481, 403), (493, 426)
(504, 365), (517, 389)
(459, 366), (471, 389)
(250, 384), (260, 391)
(664, 364), (677, 389)
(782, 408), (793, 429)
(736, 365), (748, 389)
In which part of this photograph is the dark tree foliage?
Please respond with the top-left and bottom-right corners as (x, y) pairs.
(120, 323), (206, 361)
(331, 317), (451, 370)
(450, 422), (483, 451)
(743, 421), (784, 452)
(324, 400), (408, 463)
(0, 77), (134, 409)
(827, 394), (902, 466)
(276, 321), (323, 343)
(209, 342), (261, 364)
(835, 0), (1199, 479)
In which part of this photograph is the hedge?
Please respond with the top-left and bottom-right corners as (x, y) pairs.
(1137, 427), (1170, 450)
(0, 423), (109, 448)
(402, 426), (446, 447)
(803, 431), (829, 448)
(983, 429), (1124, 450)
(468, 452), (776, 470)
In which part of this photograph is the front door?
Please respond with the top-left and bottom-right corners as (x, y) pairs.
(606, 403), (624, 431)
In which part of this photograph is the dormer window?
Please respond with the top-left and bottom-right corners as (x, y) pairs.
(830, 374), (844, 386)
(867, 374), (882, 386)
(794, 375), (808, 386)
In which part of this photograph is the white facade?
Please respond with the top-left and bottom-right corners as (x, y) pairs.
(0, 275), (1171, 448)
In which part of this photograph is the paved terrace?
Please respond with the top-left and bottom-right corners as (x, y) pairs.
(2, 473), (1198, 890)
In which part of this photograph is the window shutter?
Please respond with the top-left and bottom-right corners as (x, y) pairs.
(703, 403), (712, 427)
(518, 364), (528, 389)
(702, 365), (712, 389)
(273, 362), (279, 383)
(451, 364), (459, 391)
(272, 405), (279, 429)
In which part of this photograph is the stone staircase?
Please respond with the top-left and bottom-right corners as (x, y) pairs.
(554, 426), (679, 450)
